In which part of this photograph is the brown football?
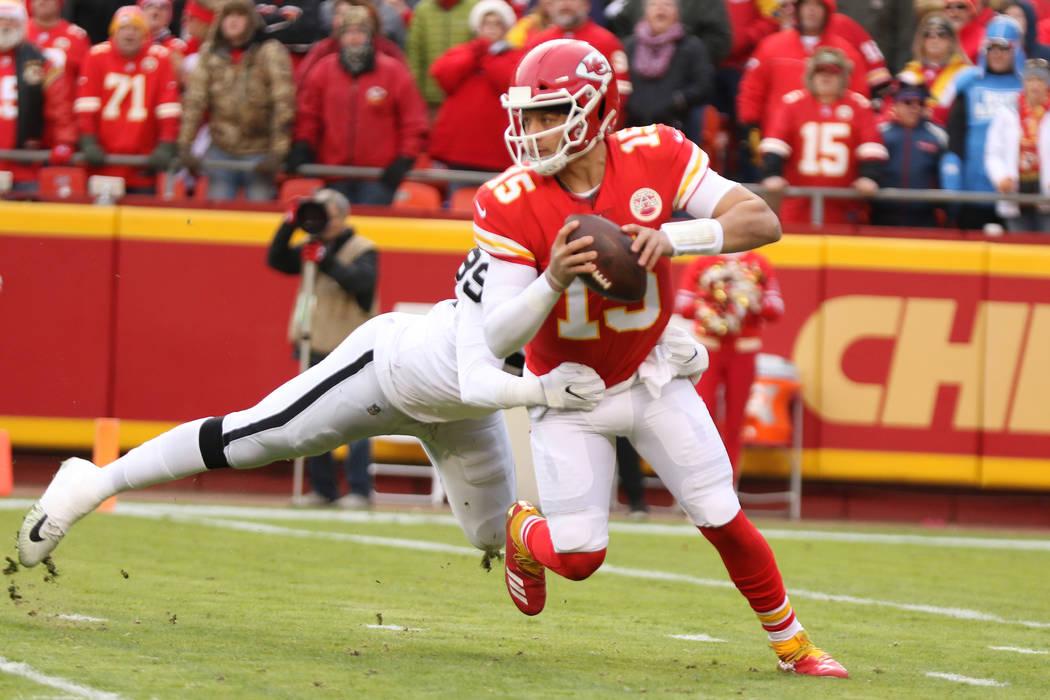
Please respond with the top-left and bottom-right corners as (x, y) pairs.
(564, 213), (647, 303)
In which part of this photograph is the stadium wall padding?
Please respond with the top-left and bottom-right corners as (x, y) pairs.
(1, 202), (1048, 489)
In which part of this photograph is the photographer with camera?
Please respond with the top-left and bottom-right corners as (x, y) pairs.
(267, 188), (379, 508)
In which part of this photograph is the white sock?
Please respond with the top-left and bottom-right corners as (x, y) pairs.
(97, 418), (211, 496)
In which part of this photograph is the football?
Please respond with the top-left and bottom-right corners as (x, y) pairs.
(564, 213), (647, 303)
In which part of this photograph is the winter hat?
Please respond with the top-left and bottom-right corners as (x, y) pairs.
(0, 0), (27, 23)
(1023, 57), (1050, 83)
(338, 5), (375, 36)
(109, 5), (149, 35)
(469, 0), (516, 34)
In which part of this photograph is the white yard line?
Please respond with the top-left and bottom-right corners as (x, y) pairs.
(366, 624), (424, 631)
(667, 633), (727, 643)
(988, 645), (1048, 655)
(3, 499), (1049, 551)
(54, 614), (109, 622)
(98, 508), (1050, 631)
(0, 656), (125, 699)
(925, 671), (1009, 687)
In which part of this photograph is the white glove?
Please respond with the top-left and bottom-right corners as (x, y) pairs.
(660, 324), (709, 385)
(539, 362), (605, 411)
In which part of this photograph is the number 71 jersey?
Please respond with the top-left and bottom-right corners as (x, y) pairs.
(473, 123), (713, 386)
(74, 42), (181, 156)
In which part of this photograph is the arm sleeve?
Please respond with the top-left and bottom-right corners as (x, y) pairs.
(947, 97), (968, 160)
(457, 296), (546, 409)
(481, 257), (562, 359)
(266, 222), (302, 274)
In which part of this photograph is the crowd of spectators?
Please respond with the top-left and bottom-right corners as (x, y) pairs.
(1, 0), (1049, 230)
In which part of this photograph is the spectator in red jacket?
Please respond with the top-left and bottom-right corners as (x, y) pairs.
(673, 251), (784, 487)
(295, 0), (405, 87)
(74, 5), (181, 193)
(759, 46), (888, 225)
(288, 5), (428, 204)
(26, 0), (90, 81)
(429, 0), (521, 177)
(0, 0), (76, 191)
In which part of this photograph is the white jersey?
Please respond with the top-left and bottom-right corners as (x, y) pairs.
(373, 249), (531, 423)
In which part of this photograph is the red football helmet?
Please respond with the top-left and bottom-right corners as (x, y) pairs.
(502, 39), (619, 175)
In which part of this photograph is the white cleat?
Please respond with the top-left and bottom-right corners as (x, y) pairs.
(17, 457), (101, 567)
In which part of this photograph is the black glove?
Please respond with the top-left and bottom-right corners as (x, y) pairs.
(285, 141), (315, 173)
(254, 152), (284, 175)
(381, 155), (414, 191)
(78, 134), (106, 167)
(147, 141), (176, 170)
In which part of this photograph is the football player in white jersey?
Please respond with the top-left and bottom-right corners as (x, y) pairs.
(17, 248), (705, 570)
(473, 39), (848, 677)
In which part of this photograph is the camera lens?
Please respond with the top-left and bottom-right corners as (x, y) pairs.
(296, 201), (329, 235)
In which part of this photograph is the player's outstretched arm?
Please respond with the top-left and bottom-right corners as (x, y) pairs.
(457, 298), (604, 411)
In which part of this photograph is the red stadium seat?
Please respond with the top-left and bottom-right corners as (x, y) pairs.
(448, 186), (479, 215)
(278, 177), (325, 204)
(391, 181), (442, 211)
(39, 167), (87, 199)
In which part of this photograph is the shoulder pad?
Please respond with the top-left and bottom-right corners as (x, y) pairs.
(783, 89), (805, 104)
(848, 92), (872, 109)
(89, 43), (112, 56)
(148, 45), (171, 59)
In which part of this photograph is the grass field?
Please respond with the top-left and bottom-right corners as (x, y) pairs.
(2, 498), (1048, 699)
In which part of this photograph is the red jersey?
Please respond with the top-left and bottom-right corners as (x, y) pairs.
(759, 89), (888, 224)
(736, 29), (870, 132)
(526, 20), (632, 108)
(26, 19), (90, 81)
(827, 13), (890, 92)
(722, 0), (779, 69)
(0, 47), (76, 183)
(74, 42), (181, 188)
(473, 124), (717, 385)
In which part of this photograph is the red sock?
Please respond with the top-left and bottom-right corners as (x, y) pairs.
(699, 511), (786, 612)
(523, 517), (606, 581)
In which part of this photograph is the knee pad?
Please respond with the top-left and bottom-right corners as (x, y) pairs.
(558, 549), (607, 581)
(678, 469), (741, 528)
(547, 507), (610, 553)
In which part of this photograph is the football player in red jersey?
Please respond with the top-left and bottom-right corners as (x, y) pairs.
(26, 0), (90, 81)
(473, 38), (849, 678)
(759, 47), (888, 225)
(73, 6), (181, 192)
(0, 0), (76, 190)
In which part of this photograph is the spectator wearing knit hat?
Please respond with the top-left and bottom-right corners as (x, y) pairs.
(74, 5), (181, 192)
(177, 0), (295, 200)
(0, 0), (77, 190)
(26, 0), (90, 81)
(295, 0), (405, 86)
(428, 0), (521, 175)
(289, 5), (428, 204)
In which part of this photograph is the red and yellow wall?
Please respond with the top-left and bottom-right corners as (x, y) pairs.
(1, 202), (1048, 490)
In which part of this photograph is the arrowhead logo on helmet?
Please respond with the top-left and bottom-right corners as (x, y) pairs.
(501, 39), (619, 176)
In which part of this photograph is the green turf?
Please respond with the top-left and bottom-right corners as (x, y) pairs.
(2, 501), (1048, 698)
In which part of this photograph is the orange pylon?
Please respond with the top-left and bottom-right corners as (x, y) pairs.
(93, 418), (119, 512)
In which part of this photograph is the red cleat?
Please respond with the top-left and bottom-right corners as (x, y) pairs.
(504, 500), (546, 616)
(774, 631), (849, 678)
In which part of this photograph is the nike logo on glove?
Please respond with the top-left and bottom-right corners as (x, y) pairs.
(565, 386), (586, 401)
(28, 515), (49, 542)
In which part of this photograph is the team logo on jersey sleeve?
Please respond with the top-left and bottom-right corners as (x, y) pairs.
(142, 56), (158, 72)
(629, 187), (662, 222)
(835, 105), (853, 120)
(22, 60), (44, 85)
